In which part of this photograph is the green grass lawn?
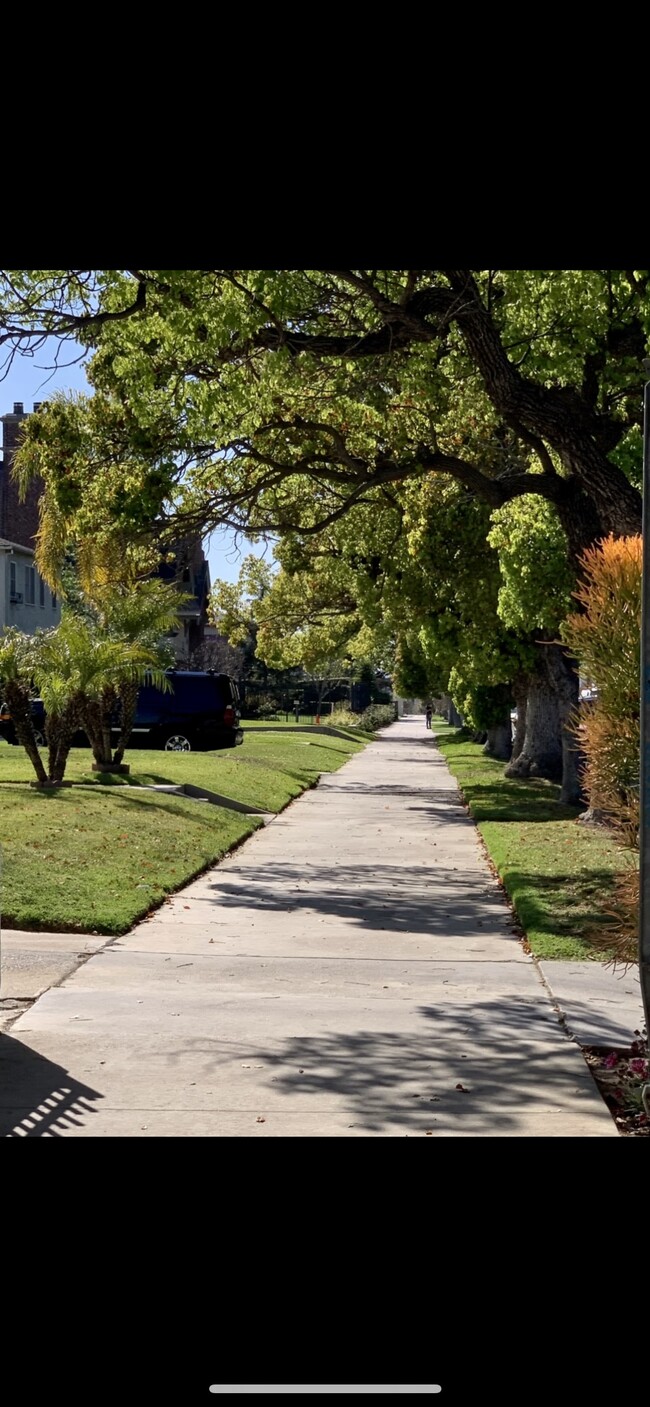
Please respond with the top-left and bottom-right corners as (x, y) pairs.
(0, 731), (366, 935)
(433, 720), (634, 960)
(242, 718), (330, 728)
(242, 720), (377, 742)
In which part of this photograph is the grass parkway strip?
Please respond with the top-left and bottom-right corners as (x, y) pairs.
(432, 720), (634, 961)
(0, 731), (366, 934)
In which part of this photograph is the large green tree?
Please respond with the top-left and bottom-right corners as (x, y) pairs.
(5, 270), (646, 554)
(5, 270), (648, 799)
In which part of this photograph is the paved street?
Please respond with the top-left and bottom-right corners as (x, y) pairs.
(0, 719), (618, 1136)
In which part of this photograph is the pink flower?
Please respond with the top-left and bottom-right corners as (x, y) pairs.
(629, 1058), (649, 1078)
(604, 1052), (619, 1069)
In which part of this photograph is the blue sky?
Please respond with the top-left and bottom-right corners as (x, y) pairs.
(0, 338), (259, 587)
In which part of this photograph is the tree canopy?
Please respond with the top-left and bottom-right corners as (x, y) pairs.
(5, 270), (647, 569)
(4, 268), (648, 802)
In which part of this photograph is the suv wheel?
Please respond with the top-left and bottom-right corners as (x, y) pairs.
(162, 732), (193, 752)
(33, 729), (46, 748)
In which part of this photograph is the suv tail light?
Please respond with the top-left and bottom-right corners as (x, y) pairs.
(224, 705), (236, 726)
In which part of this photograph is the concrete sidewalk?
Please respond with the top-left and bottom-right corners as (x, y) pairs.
(0, 719), (616, 1136)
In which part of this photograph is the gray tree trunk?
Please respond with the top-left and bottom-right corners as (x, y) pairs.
(505, 663), (562, 782)
(544, 643), (583, 806)
(483, 713), (513, 761)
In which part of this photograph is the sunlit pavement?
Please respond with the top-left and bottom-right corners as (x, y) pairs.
(0, 718), (616, 1136)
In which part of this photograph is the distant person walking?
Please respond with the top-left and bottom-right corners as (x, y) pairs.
(425, 704), (432, 730)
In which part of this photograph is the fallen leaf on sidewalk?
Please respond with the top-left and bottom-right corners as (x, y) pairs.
(256, 1116), (266, 1123)
(455, 1083), (469, 1092)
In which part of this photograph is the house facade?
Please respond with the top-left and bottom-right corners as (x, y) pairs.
(0, 403), (61, 635)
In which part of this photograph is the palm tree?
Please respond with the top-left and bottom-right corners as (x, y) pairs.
(94, 579), (182, 767)
(33, 611), (172, 779)
(26, 537), (184, 771)
(0, 629), (48, 784)
(13, 418), (188, 771)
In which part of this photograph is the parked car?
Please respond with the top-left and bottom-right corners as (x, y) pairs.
(0, 671), (244, 753)
(0, 698), (46, 748)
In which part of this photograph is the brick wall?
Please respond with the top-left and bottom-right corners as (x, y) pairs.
(0, 404), (42, 548)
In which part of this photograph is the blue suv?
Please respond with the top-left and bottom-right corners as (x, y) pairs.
(0, 671), (244, 753)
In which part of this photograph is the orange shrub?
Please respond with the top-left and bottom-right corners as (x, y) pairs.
(562, 535), (641, 965)
(563, 534), (641, 836)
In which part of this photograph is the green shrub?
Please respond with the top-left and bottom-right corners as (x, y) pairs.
(331, 702), (396, 732)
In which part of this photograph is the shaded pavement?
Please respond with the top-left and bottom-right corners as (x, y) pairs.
(0, 719), (616, 1136)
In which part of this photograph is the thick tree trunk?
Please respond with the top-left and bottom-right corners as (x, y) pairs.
(80, 698), (109, 769)
(6, 683), (48, 784)
(112, 680), (139, 765)
(483, 713), (513, 761)
(79, 689), (118, 769)
(544, 643), (584, 806)
(443, 271), (643, 538)
(505, 662), (562, 782)
(101, 685), (117, 763)
(101, 720), (113, 766)
(511, 676), (528, 762)
(46, 708), (78, 783)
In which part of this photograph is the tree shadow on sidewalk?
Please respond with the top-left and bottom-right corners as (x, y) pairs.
(0, 1031), (103, 1136)
(248, 994), (611, 1133)
(165, 994), (612, 1135)
(197, 862), (515, 938)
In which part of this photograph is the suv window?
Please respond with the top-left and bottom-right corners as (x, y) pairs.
(166, 674), (227, 712)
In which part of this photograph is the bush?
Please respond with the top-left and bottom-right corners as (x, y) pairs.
(562, 535), (641, 964)
(257, 698), (283, 719)
(563, 535), (640, 840)
(331, 702), (397, 732)
(243, 694), (283, 719)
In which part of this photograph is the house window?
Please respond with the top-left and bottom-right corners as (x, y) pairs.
(10, 561), (17, 598)
(39, 575), (46, 607)
(51, 590), (57, 609)
(25, 565), (36, 605)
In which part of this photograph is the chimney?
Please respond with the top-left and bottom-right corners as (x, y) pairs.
(13, 402), (24, 415)
(33, 402), (42, 411)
